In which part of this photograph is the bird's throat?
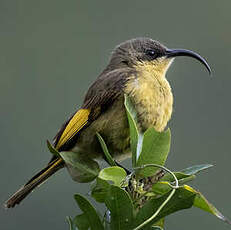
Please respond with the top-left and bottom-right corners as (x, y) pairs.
(125, 62), (173, 132)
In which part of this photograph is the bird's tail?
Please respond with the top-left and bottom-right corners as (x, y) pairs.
(5, 158), (64, 208)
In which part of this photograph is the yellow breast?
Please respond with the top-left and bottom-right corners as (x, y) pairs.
(124, 61), (173, 132)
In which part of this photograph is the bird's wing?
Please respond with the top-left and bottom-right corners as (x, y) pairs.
(53, 68), (133, 151)
(55, 109), (90, 150)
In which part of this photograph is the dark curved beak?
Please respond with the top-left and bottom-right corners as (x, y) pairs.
(166, 49), (211, 75)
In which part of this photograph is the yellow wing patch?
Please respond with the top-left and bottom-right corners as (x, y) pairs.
(56, 109), (90, 150)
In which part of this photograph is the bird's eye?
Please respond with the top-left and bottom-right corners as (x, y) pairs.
(146, 49), (157, 58)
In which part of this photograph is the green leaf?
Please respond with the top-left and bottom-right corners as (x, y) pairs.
(66, 216), (76, 230)
(151, 182), (172, 196)
(154, 164), (213, 194)
(184, 185), (231, 224)
(156, 164), (213, 191)
(98, 166), (127, 186)
(161, 172), (196, 183)
(91, 178), (110, 203)
(152, 173), (196, 197)
(74, 194), (104, 230)
(148, 184), (230, 226)
(136, 128), (171, 177)
(96, 132), (116, 166)
(46, 140), (60, 157)
(180, 164), (213, 175)
(150, 227), (163, 230)
(151, 175), (193, 196)
(134, 187), (196, 229)
(124, 94), (139, 167)
(60, 151), (100, 183)
(152, 218), (164, 230)
(74, 214), (90, 230)
(105, 185), (134, 230)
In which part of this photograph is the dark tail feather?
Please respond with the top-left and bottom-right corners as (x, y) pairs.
(5, 158), (64, 208)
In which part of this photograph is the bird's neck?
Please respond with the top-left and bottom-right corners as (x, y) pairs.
(124, 62), (173, 132)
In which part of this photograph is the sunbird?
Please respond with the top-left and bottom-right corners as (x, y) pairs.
(5, 37), (210, 208)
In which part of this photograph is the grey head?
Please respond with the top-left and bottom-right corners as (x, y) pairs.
(108, 37), (211, 74)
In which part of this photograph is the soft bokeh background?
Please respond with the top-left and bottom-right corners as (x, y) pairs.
(1, 0), (230, 229)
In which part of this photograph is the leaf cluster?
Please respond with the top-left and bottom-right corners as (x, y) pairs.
(48, 95), (230, 230)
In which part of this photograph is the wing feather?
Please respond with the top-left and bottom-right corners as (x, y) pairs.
(53, 68), (134, 152)
(55, 109), (90, 150)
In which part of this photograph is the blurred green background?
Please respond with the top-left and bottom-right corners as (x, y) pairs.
(1, 0), (230, 229)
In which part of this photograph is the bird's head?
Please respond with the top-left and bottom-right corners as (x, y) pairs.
(109, 37), (211, 77)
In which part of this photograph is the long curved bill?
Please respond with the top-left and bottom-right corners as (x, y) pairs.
(166, 49), (211, 74)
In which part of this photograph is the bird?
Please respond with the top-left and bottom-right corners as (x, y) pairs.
(5, 37), (211, 208)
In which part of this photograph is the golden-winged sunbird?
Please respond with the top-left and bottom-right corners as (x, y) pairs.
(5, 37), (211, 208)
